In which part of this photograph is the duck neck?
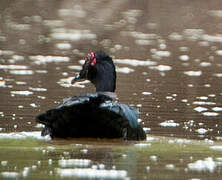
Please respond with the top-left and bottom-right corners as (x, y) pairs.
(95, 76), (116, 92)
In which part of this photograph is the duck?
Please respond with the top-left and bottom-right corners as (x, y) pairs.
(36, 52), (146, 140)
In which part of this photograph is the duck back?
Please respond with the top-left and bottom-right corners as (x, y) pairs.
(36, 93), (146, 140)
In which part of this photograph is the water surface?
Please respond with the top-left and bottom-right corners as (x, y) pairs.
(1, 0), (222, 179)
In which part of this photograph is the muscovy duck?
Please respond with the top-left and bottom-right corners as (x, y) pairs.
(36, 52), (146, 140)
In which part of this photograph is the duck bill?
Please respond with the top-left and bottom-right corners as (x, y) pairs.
(71, 74), (81, 84)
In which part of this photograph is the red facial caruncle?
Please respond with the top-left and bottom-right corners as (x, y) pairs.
(86, 52), (97, 66)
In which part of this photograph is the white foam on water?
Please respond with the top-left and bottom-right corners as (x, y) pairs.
(184, 71), (202, 76)
(135, 39), (154, 45)
(68, 65), (82, 70)
(29, 55), (70, 64)
(210, 146), (222, 151)
(56, 168), (128, 179)
(168, 32), (183, 41)
(0, 80), (6, 87)
(155, 50), (171, 57)
(29, 87), (47, 92)
(0, 65), (27, 70)
(150, 155), (158, 162)
(55, 43), (72, 50)
(0, 50), (15, 56)
(30, 103), (38, 108)
(10, 70), (33, 75)
(187, 157), (217, 173)
(58, 159), (91, 168)
(216, 50), (222, 55)
(50, 30), (96, 41)
(149, 65), (172, 71)
(159, 120), (179, 127)
(202, 34), (222, 42)
(116, 67), (135, 74)
(200, 62), (211, 67)
(1, 172), (19, 178)
(196, 128), (208, 134)
(208, 10), (222, 17)
(1, 161), (8, 166)
(0, 131), (51, 141)
(58, 7), (86, 18)
(194, 107), (208, 112)
(196, 96), (208, 100)
(114, 59), (157, 66)
(212, 107), (222, 112)
(58, 77), (90, 88)
(134, 143), (151, 148)
(193, 101), (216, 105)
(11, 90), (33, 96)
(214, 73), (222, 77)
(165, 164), (175, 170)
(142, 92), (152, 95)
(202, 112), (219, 117)
(179, 55), (190, 61)
(43, 20), (65, 27)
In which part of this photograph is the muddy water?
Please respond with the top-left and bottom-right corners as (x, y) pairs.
(1, 0), (222, 179)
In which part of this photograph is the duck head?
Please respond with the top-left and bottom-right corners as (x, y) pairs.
(71, 52), (116, 92)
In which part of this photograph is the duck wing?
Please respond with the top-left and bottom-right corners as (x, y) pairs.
(36, 92), (146, 140)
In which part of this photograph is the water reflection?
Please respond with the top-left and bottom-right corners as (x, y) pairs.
(0, 137), (222, 179)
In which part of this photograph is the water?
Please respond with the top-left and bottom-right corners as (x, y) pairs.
(1, 0), (222, 179)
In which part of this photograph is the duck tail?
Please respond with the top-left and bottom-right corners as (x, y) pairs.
(126, 125), (146, 140)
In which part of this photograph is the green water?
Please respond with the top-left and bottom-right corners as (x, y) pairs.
(0, 137), (222, 180)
